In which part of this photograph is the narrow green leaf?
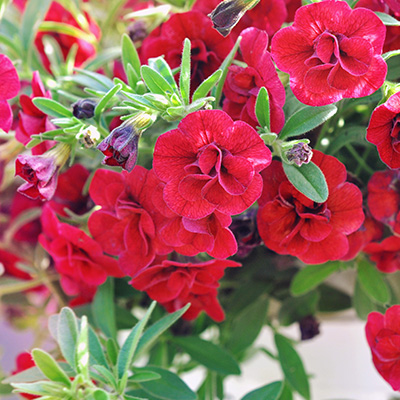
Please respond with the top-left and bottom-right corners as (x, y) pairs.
(74, 69), (115, 91)
(173, 336), (241, 375)
(31, 349), (71, 387)
(130, 370), (162, 383)
(148, 56), (178, 92)
(274, 334), (310, 400)
(94, 83), (122, 119)
(318, 284), (352, 312)
(92, 365), (118, 389)
(283, 161), (329, 203)
(192, 69), (222, 102)
(141, 65), (174, 95)
(179, 38), (191, 105)
(122, 33), (141, 77)
(278, 382), (294, 400)
(117, 301), (156, 379)
(241, 381), (283, 400)
(12, 381), (60, 396)
(38, 21), (96, 43)
(92, 278), (116, 339)
(135, 303), (190, 358)
(353, 280), (380, 320)
(325, 126), (366, 155)
(278, 291), (320, 326)
(2, 367), (45, 384)
(126, 63), (140, 88)
(57, 307), (78, 370)
(383, 49), (400, 61)
(32, 98), (73, 118)
(76, 316), (89, 379)
(290, 262), (342, 296)
(376, 11), (400, 26)
(357, 258), (390, 304)
(255, 87), (270, 131)
(279, 105), (337, 140)
(138, 366), (197, 400)
(106, 338), (119, 366)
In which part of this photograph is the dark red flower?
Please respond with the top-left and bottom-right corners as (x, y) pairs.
(0, 54), (20, 132)
(271, 0), (387, 106)
(88, 167), (171, 277)
(223, 28), (285, 132)
(367, 92), (400, 169)
(34, 2), (100, 73)
(12, 352), (38, 400)
(153, 110), (271, 219)
(39, 205), (124, 296)
(130, 258), (241, 321)
(365, 236), (400, 273)
(0, 248), (31, 281)
(257, 151), (365, 264)
(366, 305), (400, 390)
(16, 71), (55, 152)
(139, 11), (233, 91)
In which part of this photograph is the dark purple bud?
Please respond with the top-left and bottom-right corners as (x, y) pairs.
(286, 142), (313, 167)
(299, 315), (320, 341)
(72, 99), (97, 119)
(128, 20), (149, 43)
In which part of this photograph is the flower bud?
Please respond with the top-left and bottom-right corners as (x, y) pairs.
(72, 99), (97, 119)
(285, 142), (313, 167)
(208, 0), (260, 36)
(299, 315), (320, 341)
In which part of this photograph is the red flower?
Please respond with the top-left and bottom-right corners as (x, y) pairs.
(12, 352), (38, 400)
(0, 54), (20, 132)
(366, 305), (400, 390)
(34, 2), (100, 73)
(257, 151), (365, 264)
(16, 71), (56, 152)
(271, 0), (387, 106)
(366, 92), (400, 169)
(223, 28), (285, 132)
(139, 11), (233, 91)
(88, 167), (171, 277)
(365, 236), (400, 273)
(39, 205), (123, 293)
(131, 258), (241, 321)
(153, 110), (271, 219)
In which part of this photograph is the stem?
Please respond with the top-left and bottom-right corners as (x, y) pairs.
(345, 144), (374, 175)
(354, 146), (371, 176)
(100, 0), (127, 42)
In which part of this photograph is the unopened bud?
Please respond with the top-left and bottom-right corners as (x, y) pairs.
(286, 142), (313, 167)
(72, 99), (97, 119)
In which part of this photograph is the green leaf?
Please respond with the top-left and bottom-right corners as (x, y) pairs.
(357, 258), (390, 304)
(173, 336), (240, 375)
(192, 69), (222, 102)
(92, 389), (110, 400)
(227, 296), (269, 355)
(106, 338), (119, 366)
(179, 38), (191, 105)
(148, 57), (178, 92)
(3, 367), (46, 384)
(87, 325), (108, 368)
(92, 365), (118, 389)
(94, 83), (122, 119)
(76, 316), (90, 379)
(92, 278), (116, 339)
(325, 126), (366, 155)
(0, 382), (13, 395)
(141, 65), (174, 95)
(255, 87), (270, 131)
(241, 381), (284, 400)
(122, 33), (141, 78)
(12, 381), (62, 397)
(130, 370), (162, 383)
(290, 262), (342, 296)
(57, 307), (78, 370)
(32, 98), (73, 118)
(353, 280), (381, 320)
(278, 382), (293, 400)
(279, 104), (337, 140)
(383, 49), (400, 62)
(376, 11), (400, 26)
(31, 349), (71, 387)
(135, 303), (190, 358)
(74, 69), (115, 91)
(117, 302), (156, 379)
(274, 334), (310, 400)
(283, 161), (329, 203)
(138, 366), (197, 400)
(317, 284), (352, 312)
(279, 291), (319, 326)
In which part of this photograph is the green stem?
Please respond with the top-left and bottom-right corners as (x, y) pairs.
(345, 144), (374, 175)
(100, 0), (127, 42)
(354, 146), (371, 176)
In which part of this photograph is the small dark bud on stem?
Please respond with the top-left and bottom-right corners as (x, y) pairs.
(72, 99), (97, 119)
(286, 142), (313, 167)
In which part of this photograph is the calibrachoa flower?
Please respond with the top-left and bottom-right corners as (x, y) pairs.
(223, 28), (285, 132)
(130, 257), (241, 321)
(365, 236), (400, 273)
(153, 110), (271, 219)
(139, 11), (233, 91)
(366, 91), (400, 169)
(271, 0), (387, 106)
(366, 305), (400, 390)
(0, 54), (20, 132)
(88, 167), (171, 277)
(257, 151), (365, 264)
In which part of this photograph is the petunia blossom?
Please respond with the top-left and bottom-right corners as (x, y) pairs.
(257, 150), (365, 264)
(153, 110), (272, 220)
(365, 235), (400, 273)
(271, 0), (387, 106)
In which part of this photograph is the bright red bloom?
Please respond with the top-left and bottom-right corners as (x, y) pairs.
(366, 92), (400, 169)
(366, 305), (400, 390)
(139, 11), (233, 91)
(284, 0), (302, 22)
(257, 151), (365, 264)
(271, 0), (387, 106)
(12, 352), (38, 400)
(88, 167), (171, 277)
(365, 236), (400, 273)
(39, 205), (123, 293)
(223, 28), (285, 132)
(0, 248), (31, 281)
(0, 54), (20, 132)
(34, 2), (100, 73)
(16, 72), (55, 152)
(131, 258), (241, 321)
(153, 110), (271, 219)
